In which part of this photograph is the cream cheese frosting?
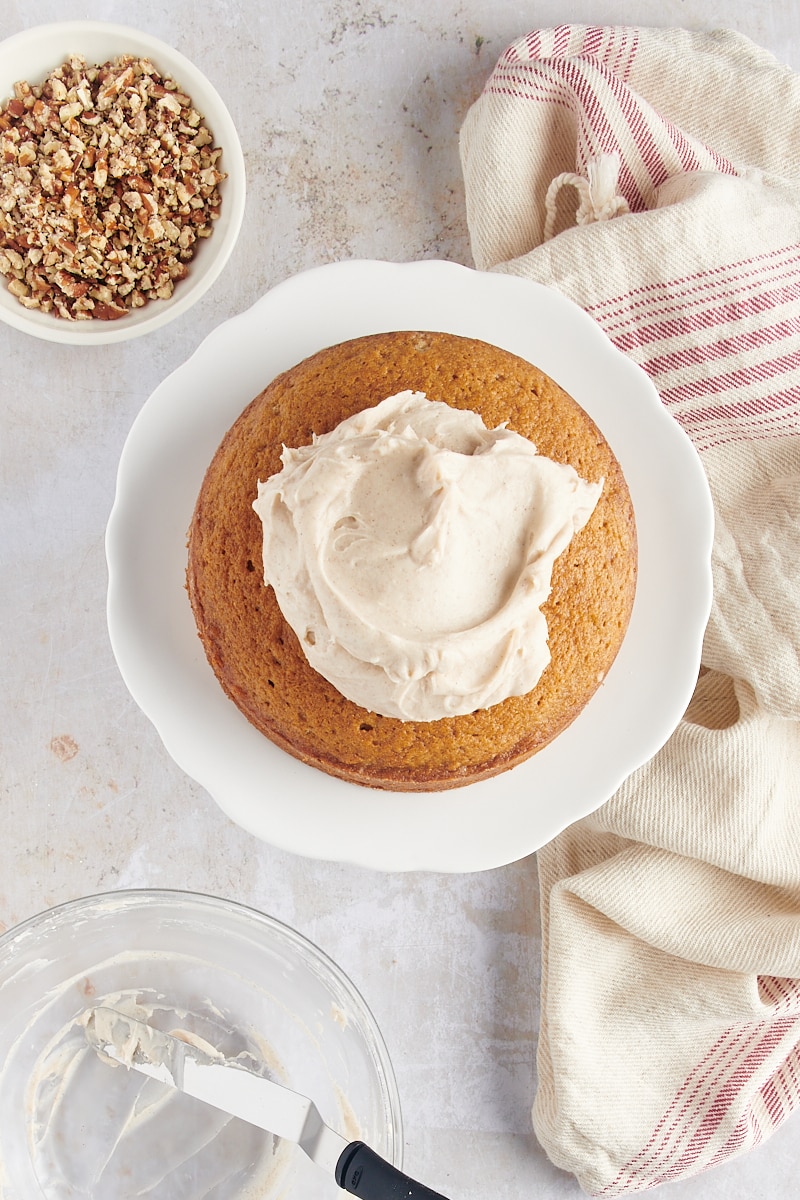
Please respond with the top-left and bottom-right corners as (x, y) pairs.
(253, 391), (603, 721)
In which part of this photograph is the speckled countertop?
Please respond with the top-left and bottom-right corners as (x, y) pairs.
(2, 1), (799, 1197)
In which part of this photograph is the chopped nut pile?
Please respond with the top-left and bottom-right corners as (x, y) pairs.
(0, 54), (226, 320)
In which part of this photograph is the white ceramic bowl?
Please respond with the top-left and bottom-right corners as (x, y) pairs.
(0, 22), (246, 344)
(0, 890), (402, 1199)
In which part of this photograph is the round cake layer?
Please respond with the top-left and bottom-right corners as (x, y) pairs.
(186, 331), (637, 791)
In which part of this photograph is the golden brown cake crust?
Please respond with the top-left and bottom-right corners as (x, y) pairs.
(186, 331), (637, 791)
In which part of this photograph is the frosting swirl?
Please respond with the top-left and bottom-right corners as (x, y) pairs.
(253, 391), (602, 721)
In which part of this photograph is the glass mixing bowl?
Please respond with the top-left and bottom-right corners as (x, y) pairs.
(0, 889), (402, 1199)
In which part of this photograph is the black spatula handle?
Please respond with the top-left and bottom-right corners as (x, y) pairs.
(335, 1141), (451, 1200)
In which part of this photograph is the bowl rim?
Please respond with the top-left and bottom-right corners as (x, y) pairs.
(0, 886), (404, 1168)
(0, 20), (246, 344)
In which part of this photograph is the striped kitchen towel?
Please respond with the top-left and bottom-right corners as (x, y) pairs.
(460, 26), (800, 1195)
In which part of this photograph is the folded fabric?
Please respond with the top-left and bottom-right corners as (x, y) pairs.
(460, 26), (800, 1194)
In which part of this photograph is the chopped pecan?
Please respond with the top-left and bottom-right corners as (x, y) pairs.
(0, 54), (225, 321)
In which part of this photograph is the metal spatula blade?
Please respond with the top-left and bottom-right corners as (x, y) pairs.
(84, 1006), (451, 1199)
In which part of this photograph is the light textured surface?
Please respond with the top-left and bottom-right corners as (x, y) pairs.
(2, 2), (799, 1198)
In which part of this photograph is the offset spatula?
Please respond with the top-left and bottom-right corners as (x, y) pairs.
(84, 1007), (450, 1200)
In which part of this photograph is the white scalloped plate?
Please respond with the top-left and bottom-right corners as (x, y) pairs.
(106, 260), (713, 872)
